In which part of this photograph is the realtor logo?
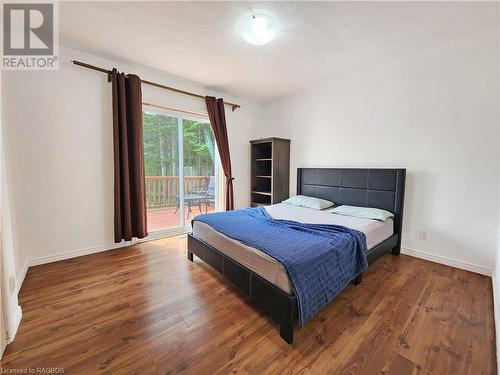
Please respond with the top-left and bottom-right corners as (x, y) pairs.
(2, 2), (58, 70)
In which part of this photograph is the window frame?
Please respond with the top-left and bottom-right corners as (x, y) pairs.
(141, 104), (223, 240)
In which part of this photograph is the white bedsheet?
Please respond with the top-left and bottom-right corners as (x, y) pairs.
(265, 203), (393, 250)
(192, 203), (394, 294)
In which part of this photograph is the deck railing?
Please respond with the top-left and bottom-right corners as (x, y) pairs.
(145, 176), (214, 209)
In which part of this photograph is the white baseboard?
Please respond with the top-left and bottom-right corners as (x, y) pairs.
(13, 241), (132, 297)
(28, 240), (132, 267)
(402, 247), (492, 276)
(26, 228), (191, 268)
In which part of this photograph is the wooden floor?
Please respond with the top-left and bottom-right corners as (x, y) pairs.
(1, 236), (496, 374)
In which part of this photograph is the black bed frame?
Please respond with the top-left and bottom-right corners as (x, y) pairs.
(187, 168), (406, 344)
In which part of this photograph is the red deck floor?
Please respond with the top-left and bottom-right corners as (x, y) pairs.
(147, 205), (215, 232)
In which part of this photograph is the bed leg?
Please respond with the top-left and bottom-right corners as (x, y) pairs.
(392, 244), (401, 256)
(280, 320), (294, 345)
(353, 273), (363, 286)
(187, 251), (193, 262)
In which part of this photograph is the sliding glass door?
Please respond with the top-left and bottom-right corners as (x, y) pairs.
(183, 118), (219, 219)
(142, 107), (220, 235)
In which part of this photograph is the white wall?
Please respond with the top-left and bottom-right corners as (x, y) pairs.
(494, 86), (500, 373)
(492, 248), (499, 373)
(260, 31), (500, 273)
(2, 45), (261, 283)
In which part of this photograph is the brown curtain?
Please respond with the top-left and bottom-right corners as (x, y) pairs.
(205, 96), (234, 210)
(109, 68), (148, 242)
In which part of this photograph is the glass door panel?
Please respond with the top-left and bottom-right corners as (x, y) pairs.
(182, 118), (219, 221)
(143, 107), (221, 235)
(143, 111), (181, 232)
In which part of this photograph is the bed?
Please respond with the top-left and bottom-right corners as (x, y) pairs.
(187, 168), (406, 344)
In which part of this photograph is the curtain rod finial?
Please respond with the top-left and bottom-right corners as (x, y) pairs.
(231, 104), (240, 112)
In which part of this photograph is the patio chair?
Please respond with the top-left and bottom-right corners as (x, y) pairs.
(189, 179), (215, 214)
(203, 179), (216, 213)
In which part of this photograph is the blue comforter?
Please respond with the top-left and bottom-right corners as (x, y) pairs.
(193, 207), (368, 325)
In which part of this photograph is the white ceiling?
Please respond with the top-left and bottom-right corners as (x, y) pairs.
(60, 1), (499, 103)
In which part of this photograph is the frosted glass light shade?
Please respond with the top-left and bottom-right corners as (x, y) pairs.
(241, 14), (277, 46)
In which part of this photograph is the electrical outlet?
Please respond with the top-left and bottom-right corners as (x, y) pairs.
(9, 276), (16, 293)
(419, 230), (429, 241)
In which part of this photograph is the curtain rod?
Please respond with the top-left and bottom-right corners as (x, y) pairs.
(70, 60), (241, 112)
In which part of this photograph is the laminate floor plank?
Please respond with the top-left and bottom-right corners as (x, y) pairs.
(1, 236), (495, 374)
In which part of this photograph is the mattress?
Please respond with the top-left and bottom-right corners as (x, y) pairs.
(191, 203), (394, 294)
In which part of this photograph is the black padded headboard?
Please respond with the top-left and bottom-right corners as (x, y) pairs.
(297, 168), (406, 249)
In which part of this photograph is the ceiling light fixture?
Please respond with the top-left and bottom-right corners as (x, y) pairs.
(241, 14), (278, 46)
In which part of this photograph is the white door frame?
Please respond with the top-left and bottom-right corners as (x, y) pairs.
(0, 167), (23, 349)
(0, 62), (23, 351)
(0, 78), (23, 348)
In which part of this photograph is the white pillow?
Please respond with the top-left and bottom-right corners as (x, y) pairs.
(282, 195), (335, 210)
(328, 205), (394, 221)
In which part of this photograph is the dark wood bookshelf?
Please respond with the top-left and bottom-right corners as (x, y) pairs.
(250, 137), (290, 207)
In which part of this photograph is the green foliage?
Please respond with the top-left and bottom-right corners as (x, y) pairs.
(142, 112), (215, 177)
